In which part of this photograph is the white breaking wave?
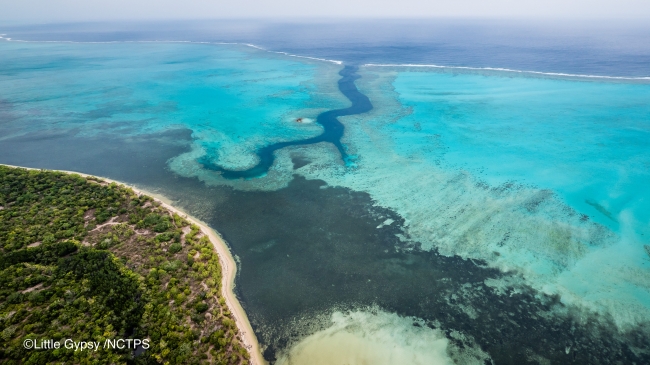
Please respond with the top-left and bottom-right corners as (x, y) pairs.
(244, 43), (343, 65)
(0, 33), (342, 65)
(363, 63), (650, 80)
(1, 33), (645, 77)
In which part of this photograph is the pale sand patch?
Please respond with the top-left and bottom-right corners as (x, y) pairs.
(0, 164), (266, 365)
(277, 310), (489, 365)
(89, 216), (120, 232)
(22, 283), (43, 294)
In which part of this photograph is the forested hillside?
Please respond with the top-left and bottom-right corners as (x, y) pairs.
(0, 166), (250, 365)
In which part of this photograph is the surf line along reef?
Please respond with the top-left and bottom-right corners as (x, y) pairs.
(199, 65), (373, 178)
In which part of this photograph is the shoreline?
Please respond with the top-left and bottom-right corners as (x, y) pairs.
(1, 164), (266, 365)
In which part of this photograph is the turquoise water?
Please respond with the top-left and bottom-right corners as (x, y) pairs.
(390, 71), (650, 237)
(300, 67), (650, 329)
(0, 41), (345, 173)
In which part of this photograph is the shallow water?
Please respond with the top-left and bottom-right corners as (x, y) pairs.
(1, 22), (650, 364)
(299, 68), (650, 330)
(199, 65), (371, 178)
(0, 41), (346, 171)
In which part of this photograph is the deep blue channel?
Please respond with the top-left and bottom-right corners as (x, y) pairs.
(198, 65), (372, 179)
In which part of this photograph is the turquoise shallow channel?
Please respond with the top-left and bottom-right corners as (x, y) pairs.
(1, 37), (650, 364)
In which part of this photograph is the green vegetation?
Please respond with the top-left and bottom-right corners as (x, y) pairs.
(0, 166), (250, 365)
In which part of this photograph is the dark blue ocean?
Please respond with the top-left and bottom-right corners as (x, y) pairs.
(4, 19), (650, 76)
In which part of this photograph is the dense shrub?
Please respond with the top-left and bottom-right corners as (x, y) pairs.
(169, 242), (183, 254)
(0, 166), (248, 365)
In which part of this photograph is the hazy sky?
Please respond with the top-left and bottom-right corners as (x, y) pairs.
(1, 0), (649, 22)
